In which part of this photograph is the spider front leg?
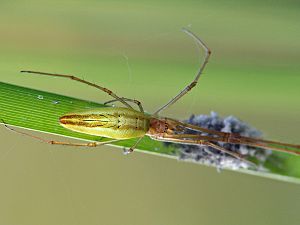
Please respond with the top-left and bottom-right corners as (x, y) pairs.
(20, 70), (134, 110)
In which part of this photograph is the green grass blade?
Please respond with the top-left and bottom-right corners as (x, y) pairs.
(0, 81), (299, 183)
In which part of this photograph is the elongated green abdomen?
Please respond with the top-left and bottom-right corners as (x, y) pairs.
(59, 107), (150, 139)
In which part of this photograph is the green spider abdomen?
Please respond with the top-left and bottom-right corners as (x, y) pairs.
(59, 107), (150, 139)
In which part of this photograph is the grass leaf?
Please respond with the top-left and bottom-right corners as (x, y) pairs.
(1, 81), (299, 183)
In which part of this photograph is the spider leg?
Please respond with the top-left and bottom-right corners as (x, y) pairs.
(154, 28), (211, 115)
(104, 97), (144, 113)
(123, 136), (144, 155)
(20, 70), (133, 109)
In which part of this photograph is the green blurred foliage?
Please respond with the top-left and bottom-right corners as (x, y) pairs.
(0, 1), (299, 225)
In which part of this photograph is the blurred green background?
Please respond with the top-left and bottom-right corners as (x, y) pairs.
(0, 0), (300, 225)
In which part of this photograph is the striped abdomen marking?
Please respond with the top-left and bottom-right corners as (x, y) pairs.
(59, 107), (150, 139)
